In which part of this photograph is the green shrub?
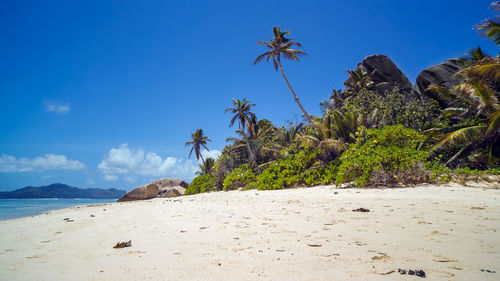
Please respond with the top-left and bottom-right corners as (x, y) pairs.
(256, 149), (337, 190)
(185, 174), (215, 195)
(210, 147), (245, 190)
(335, 125), (429, 187)
(303, 161), (338, 186)
(427, 166), (500, 183)
(453, 167), (500, 175)
(485, 168), (500, 175)
(222, 164), (257, 191)
(343, 87), (442, 131)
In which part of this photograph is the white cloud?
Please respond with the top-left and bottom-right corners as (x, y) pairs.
(200, 149), (221, 162)
(44, 101), (70, 114)
(0, 154), (85, 172)
(85, 178), (96, 185)
(104, 175), (118, 181)
(98, 144), (202, 181)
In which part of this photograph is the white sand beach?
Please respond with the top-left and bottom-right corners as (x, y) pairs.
(0, 184), (499, 280)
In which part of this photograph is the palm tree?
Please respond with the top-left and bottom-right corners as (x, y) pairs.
(254, 26), (312, 124)
(296, 117), (347, 162)
(476, 1), (500, 46)
(196, 157), (215, 175)
(320, 89), (347, 115)
(329, 110), (363, 143)
(461, 46), (491, 64)
(185, 128), (212, 173)
(280, 121), (304, 147)
(344, 66), (375, 93)
(224, 98), (256, 131)
(225, 98), (257, 163)
(427, 57), (500, 166)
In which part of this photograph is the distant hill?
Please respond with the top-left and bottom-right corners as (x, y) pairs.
(0, 183), (125, 199)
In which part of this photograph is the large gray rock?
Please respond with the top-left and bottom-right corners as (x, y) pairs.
(151, 178), (187, 190)
(117, 178), (187, 202)
(117, 184), (159, 202)
(413, 59), (462, 102)
(151, 178), (187, 197)
(158, 187), (184, 198)
(359, 55), (413, 94)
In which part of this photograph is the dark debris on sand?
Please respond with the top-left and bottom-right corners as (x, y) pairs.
(113, 240), (132, 248)
(398, 268), (426, 278)
(352, 208), (370, 212)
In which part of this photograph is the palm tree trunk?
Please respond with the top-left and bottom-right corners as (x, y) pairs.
(240, 119), (256, 164)
(246, 138), (256, 164)
(278, 59), (313, 124)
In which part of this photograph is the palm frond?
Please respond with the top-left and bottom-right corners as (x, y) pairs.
(427, 85), (472, 108)
(272, 56), (278, 71)
(253, 52), (271, 65)
(228, 115), (237, 127)
(468, 82), (499, 111)
(456, 58), (500, 82)
(188, 146), (194, 158)
(255, 41), (273, 48)
(434, 125), (486, 149)
(282, 49), (307, 61)
(486, 110), (500, 136)
(477, 19), (500, 45)
(442, 107), (467, 117)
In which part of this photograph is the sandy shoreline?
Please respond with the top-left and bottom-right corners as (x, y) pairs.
(0, 183), (499, 280)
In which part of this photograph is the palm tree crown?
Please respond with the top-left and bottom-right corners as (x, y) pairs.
(185, 128), (211, 163)
(461, 46), (491, 64)
(254, 26), (306, 71)
(254, 26), (313, 124)
(224, 98), (256, 132)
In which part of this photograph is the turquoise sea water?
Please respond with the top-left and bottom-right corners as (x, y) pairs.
(0, 199), (117, 221)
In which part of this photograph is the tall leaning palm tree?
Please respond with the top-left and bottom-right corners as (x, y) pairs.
(254, 26), (312, 124)
(185, 128), (212, 174)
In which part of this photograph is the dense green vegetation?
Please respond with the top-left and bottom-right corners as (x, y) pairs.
(184, 3), (500, 194)
(184, 174), (215, 195)
(335, 125), (429, 187)
(223, 164), (256, 191)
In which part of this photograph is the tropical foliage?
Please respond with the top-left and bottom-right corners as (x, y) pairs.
(335, 125), (429, 187)
(476, 1), (500, 46)
(256, 149), (337, 190)
(184, 3), (499, 194)
(222, 164), (257, 191)
(427, 56), (500, 168)
(185, 174), (215, 195)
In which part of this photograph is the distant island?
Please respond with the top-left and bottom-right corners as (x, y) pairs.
(0, 183), (125, 199)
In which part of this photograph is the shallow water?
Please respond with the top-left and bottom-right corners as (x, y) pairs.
(0, 198), (117, 220)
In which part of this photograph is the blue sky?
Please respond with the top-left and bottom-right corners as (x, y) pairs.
(0, 0), (497, 191)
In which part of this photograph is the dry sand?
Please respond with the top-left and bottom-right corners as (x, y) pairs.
(0, 183), (499, 280)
